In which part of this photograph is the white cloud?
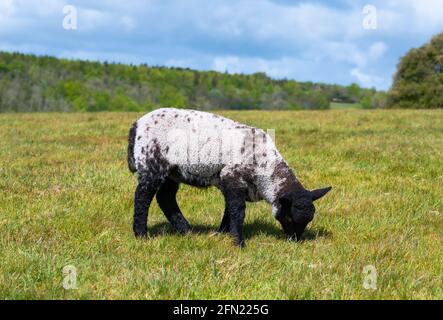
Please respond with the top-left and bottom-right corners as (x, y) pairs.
(34, 0), (65, 16)
(77, 8), (110, 31)
(350, 68), (385, 88)
(197, 1), (362, 45)
(410, 0), (443, 33)
(212, 56), (241, 73)
(212, 55), (328, 81)
(0, 0), (20, 33)
(374, 0), (443, 37)
(0, 0), (15, 15)
(369, 42), (387, 60)
(120, 16), (136, 32)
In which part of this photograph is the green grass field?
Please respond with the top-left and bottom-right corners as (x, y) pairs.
(330, 102), (362, 109)
(0, 110), (442, 299)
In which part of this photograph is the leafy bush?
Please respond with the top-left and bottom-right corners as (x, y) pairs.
(387, 32), (443, 109)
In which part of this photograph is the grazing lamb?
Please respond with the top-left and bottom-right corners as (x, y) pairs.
(128, 108), (331, 247)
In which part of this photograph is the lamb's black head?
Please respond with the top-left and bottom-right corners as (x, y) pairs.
(276, 186), (332, 241)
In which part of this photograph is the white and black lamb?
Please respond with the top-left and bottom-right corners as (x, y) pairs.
(127, 108), (331, 247)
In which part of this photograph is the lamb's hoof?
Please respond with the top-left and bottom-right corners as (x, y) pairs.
(134, 232), (148, 239)
(235, 240), (246, 248)
(171, 216), (192, 234)
(134, 231), (148, 238)
(217, 226), (230, 233)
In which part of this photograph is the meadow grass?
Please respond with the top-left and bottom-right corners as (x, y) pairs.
(0, 110), (442, 299)
(330, 102), (362, 109)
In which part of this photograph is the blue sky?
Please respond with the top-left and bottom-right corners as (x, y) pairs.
(1, 0), (443, 90)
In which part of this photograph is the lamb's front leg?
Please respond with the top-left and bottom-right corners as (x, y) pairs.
(133, 176), (162, 238)
(221, 186), (246, 247)
(218, 208), (230, 233)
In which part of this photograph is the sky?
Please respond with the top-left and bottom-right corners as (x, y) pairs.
(1, 0), (443, 90)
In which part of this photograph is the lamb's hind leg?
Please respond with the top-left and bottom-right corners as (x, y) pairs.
(133, 174), (163, 238)
(156, 178), (191, 233)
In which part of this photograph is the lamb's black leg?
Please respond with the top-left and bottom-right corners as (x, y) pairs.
(133, 176), (162, 238)
(156, 178), (191, 233)
(221, 187), (246, 247)
(218, 208), (231, 233)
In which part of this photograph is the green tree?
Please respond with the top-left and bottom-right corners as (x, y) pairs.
(387, 32), (443, 108)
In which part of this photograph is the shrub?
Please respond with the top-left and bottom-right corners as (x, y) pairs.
(387, 32), (443, 109)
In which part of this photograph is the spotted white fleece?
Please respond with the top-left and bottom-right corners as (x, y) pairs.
(129, 108), (300, 214)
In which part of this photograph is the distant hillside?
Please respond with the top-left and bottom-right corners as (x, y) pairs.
(0, 51), (384, 112)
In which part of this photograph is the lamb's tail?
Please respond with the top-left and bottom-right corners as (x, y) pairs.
(127, 121), (137, 173)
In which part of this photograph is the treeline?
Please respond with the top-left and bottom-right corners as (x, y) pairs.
(0, 51), (384, 112)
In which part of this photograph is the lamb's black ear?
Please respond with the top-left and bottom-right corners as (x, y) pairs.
(310, 186), (332, 201)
